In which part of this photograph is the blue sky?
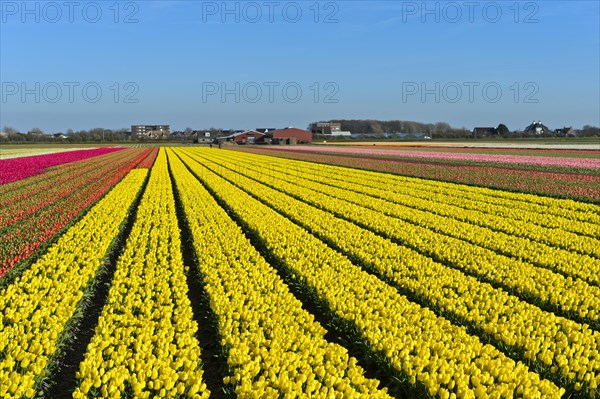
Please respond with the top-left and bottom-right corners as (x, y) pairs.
(1, 0), (599, 132)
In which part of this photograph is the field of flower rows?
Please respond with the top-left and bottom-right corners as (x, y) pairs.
(1, 146), (598, 398)
(0, 147), (92, 161)
(0, 148), (157, 278)
(0, 147), (125, 184)
(236, 146), (600, 203)
(276, 146), (600, 169)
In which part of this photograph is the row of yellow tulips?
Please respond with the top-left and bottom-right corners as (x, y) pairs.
(246, 150), (600, 237)
(240, 151), (600, 259)
(167, 149), (391, 398)
(224, 150), (600, 248)
(188, 149), (600, 395)
(212, 154), (600, 278)
(0, 169), (147, 398)
(198, 150), (600, 325)
(175, 148), (563, 399)
(72, 150), (209, 399)
(312, 157), (600, 224)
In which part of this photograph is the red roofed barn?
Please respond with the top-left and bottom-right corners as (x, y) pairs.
(230, 130), (265, 144)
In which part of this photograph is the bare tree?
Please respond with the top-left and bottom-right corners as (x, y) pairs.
(2, 126), (19, 134)
(28, 127), (44, 135)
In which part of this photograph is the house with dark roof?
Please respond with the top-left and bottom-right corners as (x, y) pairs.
(192, 130), (221, 143)
(524, 121), (551, 135)
(555, 127), (576, 137)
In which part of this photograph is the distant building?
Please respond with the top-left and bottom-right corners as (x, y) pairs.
(473, 127), (497, 136)
(524, 121), (551, 135)
(131, 125), (170, 139)
(311, 122), (342, 135)
(225, 130), (265, 144)
(272, 127), (313, 143)
(191, 130), (220, 143)
(555, 127), (576, 137)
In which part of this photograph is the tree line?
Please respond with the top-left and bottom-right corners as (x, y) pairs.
(311, 120), (471, 137)
(0, 127), (131, 143)
(309, 120), (600, 138)
(2, 123), (599, 143)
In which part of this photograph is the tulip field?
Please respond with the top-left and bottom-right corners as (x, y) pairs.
(237, 145), (600, 203)
(1, 146), (599, 398)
